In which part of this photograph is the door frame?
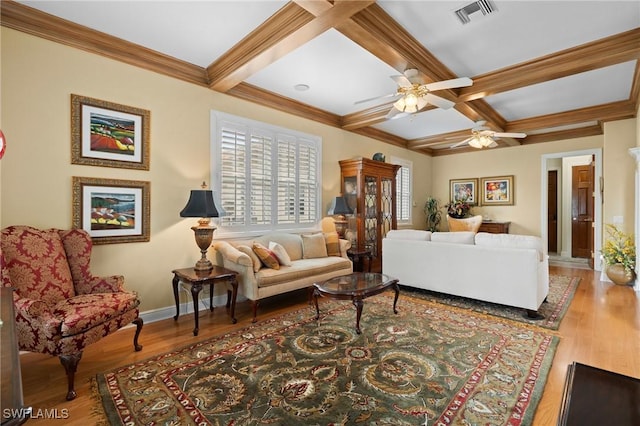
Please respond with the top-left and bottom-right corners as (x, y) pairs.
(540, 148), (603, 271)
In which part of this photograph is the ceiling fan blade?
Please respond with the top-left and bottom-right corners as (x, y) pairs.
(391, 74), (413, 88)
(354, 92), (399, 105)
(450, 137), (473, 149)
(386, 107), (409, 120)
(424, 77), (473, 92)
(492, 132), (527, 138)
(424, 93), (455, 110)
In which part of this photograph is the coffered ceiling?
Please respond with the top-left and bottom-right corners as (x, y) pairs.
(4, 0), (640, 156)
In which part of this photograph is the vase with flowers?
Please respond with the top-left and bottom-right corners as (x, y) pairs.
(601, 224), (636, 285)
(445, 197), (472, 219)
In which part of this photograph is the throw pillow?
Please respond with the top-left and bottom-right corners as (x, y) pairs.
(324, 231), (341, 257)
(268, 241), (293, 266)
(301, 233), (328, 259)
(252, 242), (280, 270)
(237, 245), (262, 272)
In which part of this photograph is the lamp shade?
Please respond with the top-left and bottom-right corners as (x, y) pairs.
(332, 196), (353, 215)
(180, 190), (219, 218)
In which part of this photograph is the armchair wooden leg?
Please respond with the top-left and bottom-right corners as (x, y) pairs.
(59, 352), (82, 401)
(132, 317), (143, 351)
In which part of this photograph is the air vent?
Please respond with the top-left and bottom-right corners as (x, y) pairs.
(454, 0), (497, 24)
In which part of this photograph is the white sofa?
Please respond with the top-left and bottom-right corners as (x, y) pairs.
(211, 229), (352, 322)
(382, 230), (549, 316)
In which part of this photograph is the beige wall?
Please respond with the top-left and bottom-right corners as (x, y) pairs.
(0, 29), (430, 312)
(1, 28), (637, 313)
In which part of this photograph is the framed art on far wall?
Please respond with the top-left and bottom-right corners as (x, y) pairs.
(481, 175), (514, 206)
(72, 177), (150, 244)
(71, 94), (150, 170)
(450, 178), (478, 205)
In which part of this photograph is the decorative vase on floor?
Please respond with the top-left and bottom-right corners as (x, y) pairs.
(605, 264), (636, 285)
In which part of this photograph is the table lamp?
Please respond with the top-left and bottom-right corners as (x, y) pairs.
(180, 183), (219, 271)
(331, 195), (353, 239)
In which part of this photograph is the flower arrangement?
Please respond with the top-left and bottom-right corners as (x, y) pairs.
(601, 224), (636, 273)
(445, 197), (471, 218)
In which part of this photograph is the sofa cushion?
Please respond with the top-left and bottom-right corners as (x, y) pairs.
(431, 231), (475, 245)
(255, 257), (352, 288)
(302, 233), (328, 259)
(269, 241), (293, 266)
(253, 243), (280, 270)
(386, 230), (432, 241)
(237, 245), (262, 272)
(475, 232), (545, 260)
(324, 231), (341, 256)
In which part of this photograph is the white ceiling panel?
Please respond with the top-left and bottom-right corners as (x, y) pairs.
(20, 0), (287, 67)
(484, 61), (637, 121)
(373, 108), (476, 140)
(245, 29), (400, 116)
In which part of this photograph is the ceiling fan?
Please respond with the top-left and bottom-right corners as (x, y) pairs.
(355, 69), (473, 119)
(450, 121), (527, 149)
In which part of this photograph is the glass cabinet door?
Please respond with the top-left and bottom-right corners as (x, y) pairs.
(364, 175), (378, 255)
(380, 177), (394, 238)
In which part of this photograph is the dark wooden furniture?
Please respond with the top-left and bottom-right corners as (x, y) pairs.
(558, 362), (640, 426)
(1, 288), (29, 425)
(478, 221), (510, 234)
(339, 157), (401, 272)
(347, 248), (372, 272)
(172, 266), (238, 336)
(312, 272), (399, 334)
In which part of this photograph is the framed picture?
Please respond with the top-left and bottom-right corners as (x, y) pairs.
(72, 177), (150, 244)
(449, 178), (478, 204)
(71, 94), (150, 170)
(481, 175), (514, 205)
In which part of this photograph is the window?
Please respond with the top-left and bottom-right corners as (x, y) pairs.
(391, 156), (412, 225)
(211, 111), (321, 235)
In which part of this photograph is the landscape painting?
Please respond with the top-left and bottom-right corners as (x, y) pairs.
(71, 94), (150, 170)
(72, 177), (150, 244)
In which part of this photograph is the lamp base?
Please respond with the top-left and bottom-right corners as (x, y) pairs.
(191, 223), (215, 272)
(334, 217), (348, 239)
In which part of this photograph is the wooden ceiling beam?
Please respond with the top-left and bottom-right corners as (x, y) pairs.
(207, 1), (374, 92)
(459, 28), (640, 102)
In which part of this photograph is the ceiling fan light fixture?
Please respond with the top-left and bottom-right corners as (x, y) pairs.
(393, 97), (406, 111)
(468, 137), (483, 149)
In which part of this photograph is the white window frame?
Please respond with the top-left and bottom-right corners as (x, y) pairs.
(211, 111), (322, 237)
(391, 156), (412, 226)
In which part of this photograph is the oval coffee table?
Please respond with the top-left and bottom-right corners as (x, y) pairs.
(312, 272), (399, 334)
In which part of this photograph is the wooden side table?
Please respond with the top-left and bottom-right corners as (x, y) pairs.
(172, 266), (238, 336)
(347, 248), (373, 272)
(478, 221), (510, 234)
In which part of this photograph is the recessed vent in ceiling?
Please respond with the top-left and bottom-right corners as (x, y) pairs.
(454, 0), (497, 24)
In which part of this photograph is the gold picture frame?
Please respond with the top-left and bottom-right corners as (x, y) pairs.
(480, 175), (514, 206)
(71, 94), (150, 170)
(72, 177), (150, 244)
(449, 178), (478, 205)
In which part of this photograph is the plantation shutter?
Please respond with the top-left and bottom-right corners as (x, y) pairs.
(212, 111), (321, 234)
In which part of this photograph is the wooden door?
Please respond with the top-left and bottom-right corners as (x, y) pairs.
(548, 170), (558, 253)
(571, 162), (594, 259)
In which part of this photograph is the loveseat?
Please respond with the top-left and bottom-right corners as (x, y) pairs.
(211, 229), (352, 321)
(382, 230), (549, 316)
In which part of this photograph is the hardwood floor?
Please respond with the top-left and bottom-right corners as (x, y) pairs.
(12, 266), (640, 425)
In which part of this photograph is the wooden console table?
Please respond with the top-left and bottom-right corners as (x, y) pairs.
(478, 221), (510, 234)
(1, 288), (29, 425)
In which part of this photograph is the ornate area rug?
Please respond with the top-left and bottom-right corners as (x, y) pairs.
(404, 275), (580, 330)
(96, 294), (559, 425)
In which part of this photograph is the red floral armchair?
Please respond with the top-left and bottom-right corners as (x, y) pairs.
(0, 226), (143, 400)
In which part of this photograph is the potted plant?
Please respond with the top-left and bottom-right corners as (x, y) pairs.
(445, 196), (472, 219)
(424, 196), (441, 232)
(601, 224), (636, 285)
